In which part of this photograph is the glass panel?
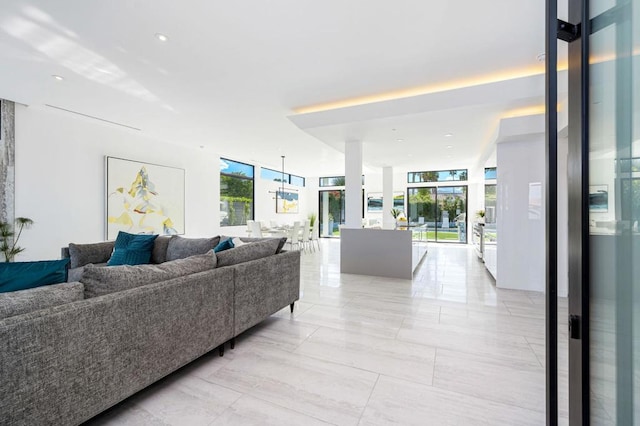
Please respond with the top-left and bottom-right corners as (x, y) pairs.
(484, 167), (497, 180)
(290, 175), (305, 187)
(319, 175), (364, 186)
(261, 167), (288, 182)
(407, 187), (437, 241)
(319, 190), (345, 237)
(220, 175), (253, 226)
(436, 186), (467, 243)
(220, 158), (254, 227)
(407, 169), (468, 183)
(588, 0), (638, 422)
(220, 158), (254, 178)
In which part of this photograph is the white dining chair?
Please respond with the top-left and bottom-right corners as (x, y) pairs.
(298, 220), (311, 253)
(310, 220), (320, 251)
(245, 220), (254, 236)
(286, 221), (301, 251)
(250, 221), (263, 238)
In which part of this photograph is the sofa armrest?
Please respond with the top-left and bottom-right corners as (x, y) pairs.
(231, 250), (300, 336)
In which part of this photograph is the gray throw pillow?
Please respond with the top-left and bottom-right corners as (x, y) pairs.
(81, 252), (216, 298)
(68, 241), (116, 268)
(0, 282), (84, 320)
(151, 235), (172, 264)
(216, 239), (280, 267)
(166, 236), (221, 261)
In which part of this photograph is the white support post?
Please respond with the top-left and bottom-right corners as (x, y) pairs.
(344, 140), (363, 229)
(382, 166), (394, 229)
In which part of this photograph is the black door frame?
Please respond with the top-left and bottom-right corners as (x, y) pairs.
(546, 0), (591, 423)
(406, 185), (468, 244)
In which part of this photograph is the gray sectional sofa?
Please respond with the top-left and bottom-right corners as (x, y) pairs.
(0, 235), (300, 426)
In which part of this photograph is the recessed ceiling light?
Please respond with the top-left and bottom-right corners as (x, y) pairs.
(397, 139), (404, 142)
(537, 53), (546, 62)
(391, 128), (397, 131)
(445, 133), (453, 137)
(446, 145), (453, 149)
(155, 33), (169, 42)
(52, 75), (64, 81)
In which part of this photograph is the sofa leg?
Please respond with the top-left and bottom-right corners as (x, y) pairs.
(230, 338), (235, 350)
(218, 344), (224, 357)
(290, 302), (295, 313)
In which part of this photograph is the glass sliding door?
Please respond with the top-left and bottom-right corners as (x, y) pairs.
(436, 186), (467, 243)
(561, 0), (639, 422)
(407, 186), (467, 243)
(587, 0), (639, 422)
(407, 187), (437, 241)
(319, 190), (344, 237)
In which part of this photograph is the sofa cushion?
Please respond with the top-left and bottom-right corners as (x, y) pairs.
(68, 241), (115, 268)
(166, 235), (220, 261)
(67, 263), (107, 282)
(82, 252), (216, 298)
(216, 239), (280, 267)
(213, 238), (234, 253)
(221, 236), (287, 253)
(0, 282), (84, 319)
(151, 235), (172, 264)
(107, 232), (158, 266)
(0, 259), (70, 293)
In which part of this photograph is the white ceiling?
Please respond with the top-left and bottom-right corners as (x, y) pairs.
(0, 0), (556, 177)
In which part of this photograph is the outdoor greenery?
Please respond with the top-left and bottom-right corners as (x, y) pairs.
(220, 173), (253, 226)
(0, 217), (34, 262)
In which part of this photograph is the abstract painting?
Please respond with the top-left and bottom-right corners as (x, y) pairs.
(589, 185), (608, 212)
(106, 157), (185, 239)
(276, 190), (299, 213)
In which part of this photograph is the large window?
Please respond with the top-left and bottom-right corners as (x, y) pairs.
(407, 169), (468, 183)
(220, 158), (254, 226)
(261, 167), (305, 187)
(407, 186), (467, 243)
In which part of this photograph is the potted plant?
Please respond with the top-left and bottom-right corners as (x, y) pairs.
(476, 209), (485, 224)
(308, 212), (317, 228)
(390, 208), (401, 219)
(0, 217), (34, 262)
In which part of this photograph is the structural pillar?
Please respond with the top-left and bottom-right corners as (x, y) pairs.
(382, 166), (394, 229)
(344, 140), (362, 228)
(0, 99), (15, 225)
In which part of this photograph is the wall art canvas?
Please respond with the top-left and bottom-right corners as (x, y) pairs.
(367, 192), (405, 212)
(276, 190), (299, 213)
(589, 185), (608, 212)
(106, 157), (185, 239)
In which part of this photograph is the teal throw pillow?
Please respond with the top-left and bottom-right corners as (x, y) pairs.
(0, 258), (70, 293)
(213, 238), (234, 253)
(107, 231), (158, 266)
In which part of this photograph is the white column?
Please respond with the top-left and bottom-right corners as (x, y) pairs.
(344, 140), (363, 229)
(382, 166), (394, 229)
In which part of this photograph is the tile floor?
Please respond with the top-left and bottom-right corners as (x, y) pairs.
(88, 240), (572, 425)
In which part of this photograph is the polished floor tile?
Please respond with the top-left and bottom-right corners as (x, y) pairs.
(360, 375), (545, 426)
(87, 240), (566, 425)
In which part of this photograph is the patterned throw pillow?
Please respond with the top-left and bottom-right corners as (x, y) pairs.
(107, 232), (158, 266)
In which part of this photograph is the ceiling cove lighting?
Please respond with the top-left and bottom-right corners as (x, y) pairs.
(155, 33), (169, 42)
(52, 75), (64, 81)
(293, 62), (569, 115)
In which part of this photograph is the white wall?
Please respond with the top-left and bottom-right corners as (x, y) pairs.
(14, 105), (324, 256)
(14, 105), (220, 261)
(496, 135), (546, 292)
